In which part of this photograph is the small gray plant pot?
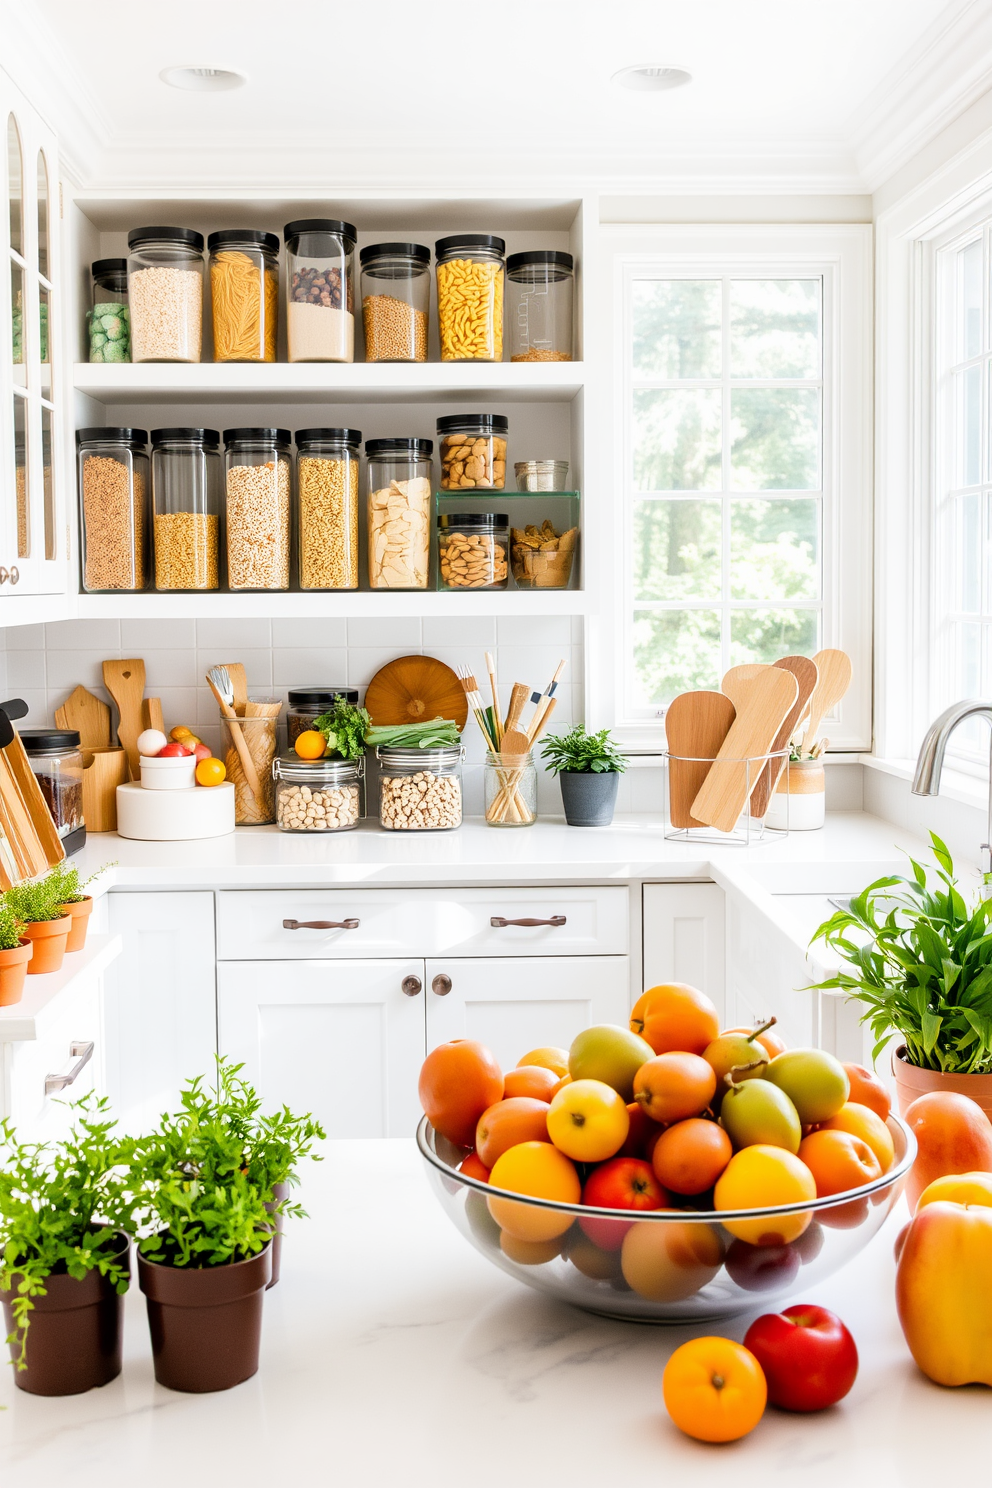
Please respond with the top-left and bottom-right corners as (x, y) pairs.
(558, 770), (620, 826)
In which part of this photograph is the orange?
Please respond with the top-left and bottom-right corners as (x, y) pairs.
(546, 1079), (629, 1162)
(621, 1218), (724, 1302)
(714, 1145), (816, 1245)
(475, 1096), (549, 1169)
(459, 1151), (490, 1183)
(662, 1337), (767, 1443)
(487, 1141), (581, 1241)
(652, 1118), (733, 1195)
(916, 1171), (992, 1210)
(630, 982), (720, 1056)
(798, 1129), (882, 1197)
(551, 1074), (572, 1097)
(293, 729), (327, 760)
(195, 756), (226, 787)
(633, 1052), (717, 1124)
(503, 1065), (559, 1103)
(517, 1046), (569, 1079)
(419, 1039), (504, 1148)
(499, 1230), (565, 1265)
(820, 1102), (895, 1174)
(567, 1230), (622, 1280)
(842, 1062), (892, 1121)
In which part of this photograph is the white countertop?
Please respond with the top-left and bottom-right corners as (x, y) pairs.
(0, 1139), (984, 1487)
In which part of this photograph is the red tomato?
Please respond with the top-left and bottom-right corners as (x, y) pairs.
(744, 1304), (858, 1411)
(579, 1157), (667, 1251)
(157, 741), (191, 757)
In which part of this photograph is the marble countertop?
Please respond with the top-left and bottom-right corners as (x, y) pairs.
(0, 1139), (984, 1488)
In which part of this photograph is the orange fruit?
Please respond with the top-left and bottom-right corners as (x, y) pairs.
(633, 1052), (717, 1124)
(567, 1230), (622, 1280)
(630, 982), (720, 1056)
(195, 756), (226, 787)
(499, 1230), (565, 1265)
(551, 1073), (572, 1097)
(820, 1102), (895, 1174)
(475, 1096), (549, 1169)
(842, 1063), (892, 1121)
(798, 1129), (882, 1197)
(503, 1065), (559, 1103)
(652, 1118), (733, 1195)
(459, 1151), (490, 1183)
(621, 1218), (724, 1302)
(517, 1046), (569, 1079)
(419, 1040), (504, 1148)
(714, 1145), (817, 1245)
(916, 1170), (992, 1210)
(293, 729), (327, 760)
(487, 1141), (581, 1241)
(546, 1079), (629, 1162)
(662, 1337), (767, 1443)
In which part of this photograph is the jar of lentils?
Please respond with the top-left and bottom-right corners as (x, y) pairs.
(377, 746), (463, 831)
(296, 427), (361, 589)
(274, 753), (363, 832)
(223, 427), (292, 591)
(127, 227), (204, 363)
(435, 234), (505, 362)
(151, 428), (221, 591)
(360, 242), (431, 362)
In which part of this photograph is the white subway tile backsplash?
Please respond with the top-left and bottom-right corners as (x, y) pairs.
(153, 688), (199, 731)
(272, 649), (349, 688)
(195, 619), (272, 650)
(120, 619), (196, 652)
(497, 615), (572, 647)
(10, 689), (47, 726)
(346, 648), (413, 690)
(493, 647), (574, 692)
(6, 650), (46, 691)
(422, 615), (496, 649)
(136, 649), (199, 688)
(45, 651), (110, 691)
(45, 619), (120, 650)
(194, 651), (273, 695)
(346, 618), (423, 649)
(7, 624), (46, 649)
(271, 617), (347, 648)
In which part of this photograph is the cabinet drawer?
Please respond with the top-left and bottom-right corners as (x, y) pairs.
(216, 886), (629, 960)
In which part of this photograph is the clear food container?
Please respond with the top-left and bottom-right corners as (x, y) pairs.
(484, 749), (537, 827)
(377, 746), (463, 830)
(287, 688), (359, 747)
(435, 234), (504, 362)
(510, 517), (579, 589)
(274, 754), (363, 832)
(284, 218), (356, 363)
(223, 427), (291, 591)
(151, 427), (221, 591)
(77, 427), (149, 592)
(438, 512), (509, 590)
(360, 242), (430, 362)
(506, 251), (573, 362)
(437, 414), (508, 490)
(127, 227), (204, 363)
(208, 230), (279, 363)
(20, 728), (84, 841)
(88, 258), (131, 363)
(366, 437), (433, 590)
(296, 427), (361, 590)
(222, 711), (279, 825)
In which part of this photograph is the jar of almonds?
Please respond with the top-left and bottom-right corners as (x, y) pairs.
(273, 753), (363, 832)
(438, 512), (509, 590)
(437, 414), (508, 490)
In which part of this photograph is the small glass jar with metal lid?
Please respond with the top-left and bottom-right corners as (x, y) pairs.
(360, 243), (431, 362)
(377, 746), (463, 831)
(273, 753), (363, 832)
(438, 512), (509, 591)
(366, 437), (433, 590)
(437, 413), (508, 490)
(506, 251), (573, 362)
(286, 688), (359, 748)
(208, 230), (279, 363)
(296, 427), (361, 590)
(20, 728), (84, 843)
(77, 427), (149, 592)
(284, 218), (356, 363)
(127, 227), (204, 363)
(88, 259), (130, 363)
(223, 428), (292, 591)
(435, 234), (505, 362)
(151, 428), (221, 591)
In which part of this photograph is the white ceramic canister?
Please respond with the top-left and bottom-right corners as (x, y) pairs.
(139, 753), (196, 790)
(116, 781), (235, 839)
(764, 757), (825, 830)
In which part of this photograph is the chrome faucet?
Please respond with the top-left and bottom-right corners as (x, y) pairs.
(912, 700), (992, 873)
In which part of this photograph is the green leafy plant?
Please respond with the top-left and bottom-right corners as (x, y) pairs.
(181, 1057), (324, 1196)
(4, 872), (66, 924)
(810, 832), (992, 1073)
(366, 718), (461, 749)
(311, 697), (371, 761)
(45, 861), (112, 907)
(540, 725), (628, 775)
(0, 899), (24, 951)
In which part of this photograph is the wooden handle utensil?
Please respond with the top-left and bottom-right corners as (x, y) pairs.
(801, 649), (853, 752)
(691, 668), (799, 833)
(665, 690), (736, 828)
(103, 658), (146, 780)
(749, 655), (819, 819)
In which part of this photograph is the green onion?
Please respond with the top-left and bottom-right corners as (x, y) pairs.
(366, 718), (461, 749)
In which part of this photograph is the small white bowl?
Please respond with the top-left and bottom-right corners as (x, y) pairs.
(139, 753), (196, 790)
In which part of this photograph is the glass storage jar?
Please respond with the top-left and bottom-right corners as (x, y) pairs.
(20, 728), (84, 842)
(221, 710), (280, 825)
(77, 427), (149, 592)
(208, 230), (279, 363)
(284, 218), (356, 363)
(286, 688), (359, 747)
(377, 746), (463, 831)
(510, 515), (579, 589)
(484, 749), (537, 827)
(127, 227), (203, 363)
(296, 427), (361, 589)
(274, 753), (363, 832)
(360, 242), (430, 362)
(151, 428), (221, 591)
(506, 251), (573, 362)
(435, 234), (505, 362)
(366, 437), (433, 590)
(438, 512), (509, 590)
(437, 413), (508, 490)
(87, 258), (130, 363)
(223, 428), (291, 591)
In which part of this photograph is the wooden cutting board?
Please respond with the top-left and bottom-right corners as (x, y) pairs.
(750, 655), (819, 819)
(665, 691), (736, 829)
(103, 659), (146, 780)
(364, 655), (468, 730)
(0, 711), (64, 887)
(802, 649), (853, 752)
(691, 668), (799, 833)
(55, 685), (111, 750)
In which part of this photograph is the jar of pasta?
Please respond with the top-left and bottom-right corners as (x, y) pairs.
(151, 428), (221, 591)
(284, 218), (356, 363)
(77, 427), (149, 592)
(208, 230), (279, 363)
(435, 234), (504, 362)
(127, 227), (204, 362)
(223, 428), (292, 591)
(360, 242), (430, 362)
(366, 437), (433, 590)
(437, 414), (508, 490)
(296, 427), (361, 589)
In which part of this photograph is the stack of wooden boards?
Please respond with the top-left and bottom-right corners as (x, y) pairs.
(0, 700), (65, 888)
(55, 660), (167, 832)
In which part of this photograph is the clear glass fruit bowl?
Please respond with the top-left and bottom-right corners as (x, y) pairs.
(418, 1114), (916, 1323)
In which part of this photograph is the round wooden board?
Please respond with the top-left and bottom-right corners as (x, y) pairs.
(363, 655), (468, 729)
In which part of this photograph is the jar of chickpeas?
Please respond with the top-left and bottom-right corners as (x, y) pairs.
(435, 235), (504, 362)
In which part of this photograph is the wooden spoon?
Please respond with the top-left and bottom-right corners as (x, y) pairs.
(220, 662), (248, 717)
(691, 668), (799, 833)
(665, 691), (736, 829)
(750, 656), (819, 819)
(721, 664), (767, 709)
(103, 659), (146, 780)
(801, 650), (853, 753)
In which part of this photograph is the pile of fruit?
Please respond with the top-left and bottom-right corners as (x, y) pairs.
(137, 725), (227, 787)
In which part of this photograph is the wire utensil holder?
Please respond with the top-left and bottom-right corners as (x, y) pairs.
(662, 747), (791, 845)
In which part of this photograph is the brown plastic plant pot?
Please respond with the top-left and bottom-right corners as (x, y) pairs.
(138, 1241), (272, 1393)
(59, 896), (93, 953)
(22, 914), (72, 975)
(893, 1045), (992, 1122)
(0, 938), (32, 1006)
(0, 1233), (130, 1396)
(265, 1181), (288, 1289)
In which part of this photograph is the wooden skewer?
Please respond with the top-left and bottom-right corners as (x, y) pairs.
(485, 652), (502, 747)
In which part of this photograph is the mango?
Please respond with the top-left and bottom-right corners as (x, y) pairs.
(904, 1091), (992, 1211)
(896, 1196), (992, 1386)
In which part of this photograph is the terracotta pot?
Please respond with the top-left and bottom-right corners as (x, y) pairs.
(0, 938), (32, 1005)
(0, 1233), (129, 1396)
(265, 1181), (289, 1289)
(138, 1241), (272, 1393)
(893, 1045), (992, 1123)
(22, 914), (72, 975)
(59, 896), (93, 953)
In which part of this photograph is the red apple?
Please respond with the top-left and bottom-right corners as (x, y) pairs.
(725, 1237), (801, 1292)
(192, 741), (212, 763)
(157, 741), (191, 757)
(744, 1304), (858, 1411)
(579, 1157), (667, 1251)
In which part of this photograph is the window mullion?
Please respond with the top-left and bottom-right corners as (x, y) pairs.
(721, 276), (732, 675)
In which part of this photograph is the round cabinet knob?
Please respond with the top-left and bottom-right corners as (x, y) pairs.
(401, 975), (422, 997)
(8, 567), (18, 586)
(0, 568), (8, 586)
(431, 973), (452, 997)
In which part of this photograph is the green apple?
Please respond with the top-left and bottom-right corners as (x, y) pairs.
(763, 1049), (850, 1125)
(720, 1080), (802, 1154)
(569, 1024), (655, 1101)
(703, 1031), (770, 1089)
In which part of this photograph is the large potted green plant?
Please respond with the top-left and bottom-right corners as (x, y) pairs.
(4, 874), (72, 974)
(810, 833), (992, 1118)
(0, 896), (32, 1004)
(540, 725), (627, 826)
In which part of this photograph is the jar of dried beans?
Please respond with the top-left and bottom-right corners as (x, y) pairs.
(223, 428), (292, 591)
(376, 746), (463, 831)
(274, 754), (363, 832)
(127, 227), (204, 363)
(296, 427), (361, 590)
(366, 437), (433, 590)
(151, 427), (221, 591)
(435, 234), (504, 362)
(284, 218), (356, 363)
(506, 251), (574, 362)
(437, 413), (508, 490)
(88, 258), (130, 363)
(77, 427), (149, 592)
(437, 512), (509, 590)
(208, 230), (279, 363)
(360, 242), (430, 362)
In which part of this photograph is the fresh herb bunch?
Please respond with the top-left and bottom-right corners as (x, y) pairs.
(181, 1057), (324, 1197)
(0, 1095), (135, 1367)
(312, 697), (371, 761)
(366, 718), (461, 749)
(540, 725), (628, 776)
(810, 832), (992, 1073)
(0, 899), (23, 951)
(45, 860), (110, 907)
(5, 872), (67, 924)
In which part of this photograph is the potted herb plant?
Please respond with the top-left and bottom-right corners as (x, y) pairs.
(0, 896), (32, 1004)
(47, 860), (106, 953)
(540, 725), (628, 827)
(4, 873), (73, 974)
(810, 833), (992, 1118)
(0, 1095), (134, 1395)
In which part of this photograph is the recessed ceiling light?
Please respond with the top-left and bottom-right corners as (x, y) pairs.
(160, 66), (247, 92)
(612, 65), (692, 92)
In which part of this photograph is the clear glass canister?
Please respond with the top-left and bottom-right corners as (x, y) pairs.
(286, 688), (359, 748)
(88, 258), (131, 363)
(435, 234), (505, 362)
(437, 413), (508, 490)
(274, 753), (363, 832)
(208, 230), (279, 363)
(77, 427), (149, 592)
(377, 746), (463, 830)
(506, 251), (573, 362)
(510, 515), (579, 589)
(484, 749), (538, 827)
(20, 728), (84, 840)
(223, 427), (291, 591)
(151, 428), (221, 590)
(360, 242), (430, 362)
(127, 227), (203, 363)
(366, 437), (433, 590)
(222, 710), (280, 825)
(438, 512), (509, 590)
(284, 218), (356, 363)
(296, 427), (361, 589)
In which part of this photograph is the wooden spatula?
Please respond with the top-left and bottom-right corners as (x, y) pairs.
(665, 691), (736, 828)
(55, 685), (111, 750)
(103, 659), (146, 780)
(143, 698), (166, 735)
(504, 683), (529, 738)
(722, 664), (767, 708)
(801, 649), (853, 753)
(691, 668), (799, 833)
(749, 655), (819, 819)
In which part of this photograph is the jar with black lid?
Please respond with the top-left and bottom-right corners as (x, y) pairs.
(506, 251), (573, 362)
(88, 258), (130, 363)
(360, 243), (430, 362)
(21, 728), (85, 850)
(287, 688), (359, 747)
(284, 218), (356, 363)
(127, 227), (204, 363)
(223, 428), (291, 591)
(438, 512), (509, 590)
(208, 230), (279, 363)
(435, 234), (505, 362)
(151, 428), (221, 590)
(77, 427), (149, 592)
(366, 438), (433, 590)
(437, 413), (508, 490)
(296, 428), (361, 590)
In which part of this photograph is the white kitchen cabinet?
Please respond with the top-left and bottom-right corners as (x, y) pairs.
(2, 974), (100, 1141)
(642, 883), (726, 1024)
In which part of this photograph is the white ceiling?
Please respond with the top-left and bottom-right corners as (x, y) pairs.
(5, 0), (992, 193)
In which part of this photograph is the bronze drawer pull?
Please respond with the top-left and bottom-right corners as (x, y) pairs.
(283, 918), (360, 931)
(45, 1041), (95, 1096)
(432, 973), (452, 996)
(402, 975), (422, 997)
(490, 915), (567, 928)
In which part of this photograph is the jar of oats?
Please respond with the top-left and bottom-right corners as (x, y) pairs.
(360, 242), (430, 362)
(435, 234), (504, 362)
(127, 227), (203, 363)
(223, 428), (292, 591)
(366, 437), (433, 590)
(77, 427), (149, 592)
(274, 753), (363, 833)
(376, 746), (463, 831)
(296, 427), (361, 590)
(151, 428), (221, 591)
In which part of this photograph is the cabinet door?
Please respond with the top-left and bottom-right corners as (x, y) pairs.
(217, 959), (425, 1139)
(4, 975), (100, 1142)
(643, 884), (726, 1024)
(425, 956), (630, 1070)
(105, 892), (217, 1132)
